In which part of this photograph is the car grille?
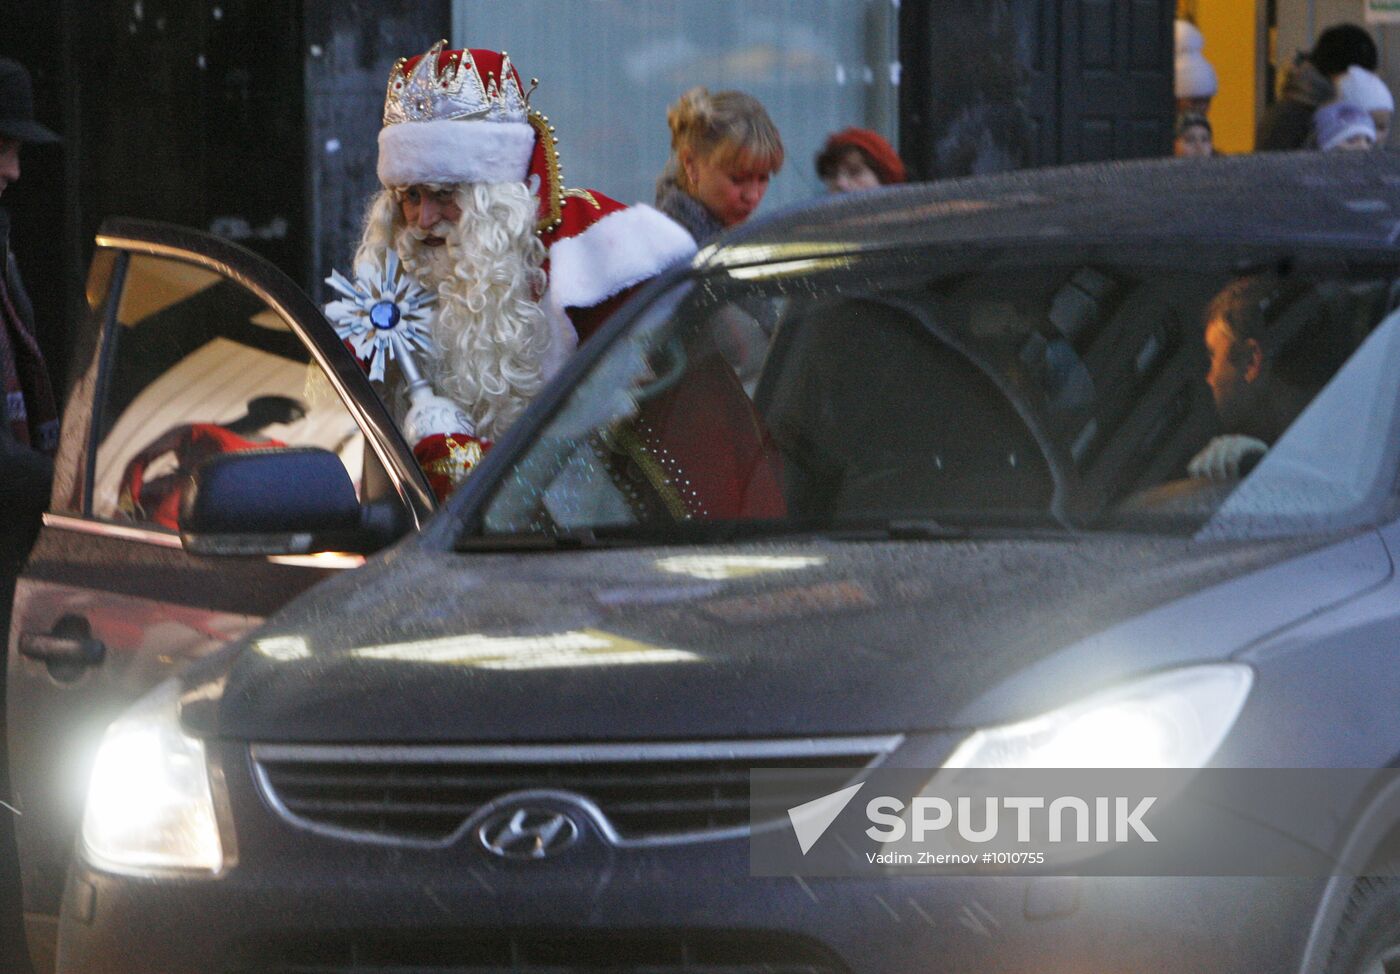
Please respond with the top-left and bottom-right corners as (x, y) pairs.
(234, 932), (846, 974)
(251, 736), (898, 846)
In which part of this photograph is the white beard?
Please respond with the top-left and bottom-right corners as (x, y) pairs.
(390, 213), (552, 442)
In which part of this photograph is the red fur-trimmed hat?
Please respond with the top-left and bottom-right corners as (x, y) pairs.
(378, 41), (536, 188)
(378, 41), (584, 235)
(375, 42), (697, 324)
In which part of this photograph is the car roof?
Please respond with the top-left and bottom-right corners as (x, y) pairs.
(697, 151), (1400, 268)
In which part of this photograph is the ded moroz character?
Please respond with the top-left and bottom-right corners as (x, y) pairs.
(330, 41), (697, 500)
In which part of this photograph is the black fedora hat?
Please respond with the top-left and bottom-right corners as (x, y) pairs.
(0, 57), (59, 144)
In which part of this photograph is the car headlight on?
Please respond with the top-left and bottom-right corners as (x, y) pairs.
(80, 679), (226, 874)
(942, 664), (1253, 769)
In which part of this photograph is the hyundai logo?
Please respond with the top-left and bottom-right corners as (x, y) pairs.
(477, 805), (582, 860)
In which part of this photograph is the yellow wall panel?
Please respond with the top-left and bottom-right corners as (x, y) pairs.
(1192, 1), (1261, 154)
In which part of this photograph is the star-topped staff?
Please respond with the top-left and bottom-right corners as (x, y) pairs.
(323, 252), (476, 442)
(323, 251), (435, 384)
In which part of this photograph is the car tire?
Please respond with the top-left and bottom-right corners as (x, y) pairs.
(1325, 868), (1400, 974)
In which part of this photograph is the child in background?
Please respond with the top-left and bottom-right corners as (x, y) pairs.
(1174, 112), (1214, 158)
(1314, 100), (1378, 151)
(1336, 65), (1394, 146)
(1258, 23), (1378, 151)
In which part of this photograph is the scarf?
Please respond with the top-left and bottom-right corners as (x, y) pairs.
(0, 263), (58, 454)
(1280, 59), (1335, 110)
(654, 172), (725, 245)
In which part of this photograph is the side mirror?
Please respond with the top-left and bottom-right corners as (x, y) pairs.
(179, 448), (406, 556)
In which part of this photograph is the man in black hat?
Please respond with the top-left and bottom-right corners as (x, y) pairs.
(0, 54), (59, 974)
(0, 55), (60, 536)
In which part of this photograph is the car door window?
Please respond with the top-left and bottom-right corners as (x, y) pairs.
(90, 251), (366, 530)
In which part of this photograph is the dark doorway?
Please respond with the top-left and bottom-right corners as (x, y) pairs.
(71, 0), (307, 279)
(900, 0), (1174, 178)
(0, 0), (307, 401)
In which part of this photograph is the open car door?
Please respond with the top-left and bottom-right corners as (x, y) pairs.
(4, 219), (432, 971)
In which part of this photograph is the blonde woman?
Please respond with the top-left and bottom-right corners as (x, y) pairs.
(655, 86), (784, 242)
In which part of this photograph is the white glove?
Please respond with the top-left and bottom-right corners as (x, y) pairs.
(1187, 434), (1268, 482)
(402, 385), (475, 442)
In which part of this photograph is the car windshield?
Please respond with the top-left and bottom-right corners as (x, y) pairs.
(469, 243), (1400, 544)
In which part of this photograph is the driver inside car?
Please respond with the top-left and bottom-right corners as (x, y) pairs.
(1188, 275), (1355, 482)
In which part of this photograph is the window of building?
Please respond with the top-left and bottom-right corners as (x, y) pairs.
(452, 0), (899, 213)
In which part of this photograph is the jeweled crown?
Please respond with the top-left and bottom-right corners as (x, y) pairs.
(382, 40), (530, 127)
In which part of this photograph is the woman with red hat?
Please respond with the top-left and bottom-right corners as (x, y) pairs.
(815, 128), (905, 193)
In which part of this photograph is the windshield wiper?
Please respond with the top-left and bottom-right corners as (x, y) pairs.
(454, 527), (625, 551)
(821, 519), (970, 541)
(455, 519), (971, 551)
(454, 515), (1077, 552)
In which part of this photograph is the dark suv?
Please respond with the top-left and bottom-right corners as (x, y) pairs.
(10, 152), (1400, 973)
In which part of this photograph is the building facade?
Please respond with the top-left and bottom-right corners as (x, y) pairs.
(1, 0), (1177, 401)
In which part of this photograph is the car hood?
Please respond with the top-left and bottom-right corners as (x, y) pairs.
(194, 531), (1388, 743)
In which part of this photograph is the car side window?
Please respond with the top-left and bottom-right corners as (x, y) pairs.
(91, 252), (366, 531)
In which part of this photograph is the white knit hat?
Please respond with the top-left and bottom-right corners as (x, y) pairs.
(1315, 100), (1377, 150)
(1174, 20), (1218, 99)
(1176, 52), (1219, 99)
(1337, 65), (1395, 113)
(1175, 19), (1205, 55)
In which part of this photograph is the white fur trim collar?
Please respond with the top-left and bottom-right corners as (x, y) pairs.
(547, 204), (696, 310)
(378, 119), (535, 187)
